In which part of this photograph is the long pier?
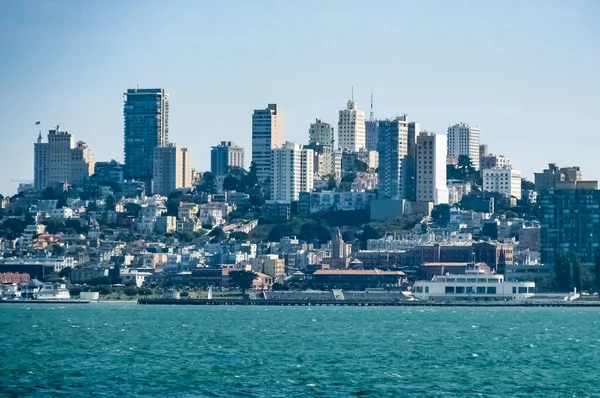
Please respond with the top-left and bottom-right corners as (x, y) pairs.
(138, 298), (600, 307)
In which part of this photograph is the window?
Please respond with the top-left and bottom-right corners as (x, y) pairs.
(527, 287), (535, 293)
(445, 286), (454, 294)
(477, 287), (486, 294)
(446, 278), (455, 282)
(466, 287), (474, 294)
(512, 287), (517, 294)
(455, 286), (465, 294)
(425, 286), (429, 293)
(518, 287), (527, 294)
(416, 286), (423, 293)
(487, 286), (496, 294)
(467, 278), (476, 283)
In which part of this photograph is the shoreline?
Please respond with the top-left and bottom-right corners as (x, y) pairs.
(138, 298), (600, 307)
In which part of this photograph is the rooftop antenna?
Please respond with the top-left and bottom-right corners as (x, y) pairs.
(351, 86), (354, 102)
(369, 93), (374, 121)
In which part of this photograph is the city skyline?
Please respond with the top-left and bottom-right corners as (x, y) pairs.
(1, 1), (599, 195)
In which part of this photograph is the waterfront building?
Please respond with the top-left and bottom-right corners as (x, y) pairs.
(416, 132), (448, 204)
(413, 268), (535, 301)
(211, 141), (245, 177)
(534, 163), (582, 192)
(540, 181), (600, 267)
(123, 88), (169, 190)
(271, 142), (313, 202)
(338, 100), (366, 152)
(378, 116), (409, 199)
(447, 123), (480, 170)
(152, 144), (192, 196)
(482, 168), (522, 200)
(34, 126), (95, 190)
(252, 104), (284, 182)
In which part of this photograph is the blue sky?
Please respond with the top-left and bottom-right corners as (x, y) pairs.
(1, 0), (599, 195)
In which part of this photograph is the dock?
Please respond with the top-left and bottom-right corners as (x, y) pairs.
(138, 299), (600, 307)
(0, 300), (90, 304)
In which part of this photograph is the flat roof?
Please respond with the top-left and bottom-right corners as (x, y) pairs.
(314, 270), (406, 276)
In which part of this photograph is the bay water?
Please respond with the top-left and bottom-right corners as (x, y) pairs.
(1, 303), (599, 397)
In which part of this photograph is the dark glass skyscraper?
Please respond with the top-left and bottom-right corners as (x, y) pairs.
(123, 88), (169, 190)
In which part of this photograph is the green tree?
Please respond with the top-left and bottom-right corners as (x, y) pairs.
(229, 270), (258, 296)
(327, 174), (337, 190)
(199, 172), (217, 194)
(357, 225), (382, 249)
(105, 195), (116, 211)
(88, 276), (112, 286)
(166, 198), (180, 217)
(124, 286), (137, 297)
(446, 164), (461, 180)
(355, 159), (368, 172)
(180, 291), (189, 297)
(96, 285), (113, 296)
(570, 253), (582, 291)
(209, 227), (227, 242)
(268, 224), (294, 242)
(457, 155), (475, 182)
(51, 244), (66, 256)
(521, 178), (535, 191)
(553, 252), (571, 291)
(69, 287), (82, 297)
(229, 231), (248, 241)
(137, 287), (153, 296)
(1, 218), (26, 235)
(58, 267), (72, 279)
(125, 203), (142, 217)
(223, 175), (240, 191)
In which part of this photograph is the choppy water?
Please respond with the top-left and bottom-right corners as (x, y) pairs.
(1, 303), (600, 397)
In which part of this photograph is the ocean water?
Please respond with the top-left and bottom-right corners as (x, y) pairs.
(1, 304), (599, 397)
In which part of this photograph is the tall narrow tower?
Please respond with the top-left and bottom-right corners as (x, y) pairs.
(252, 104), (284, 182)
(123, 88), (169, 191)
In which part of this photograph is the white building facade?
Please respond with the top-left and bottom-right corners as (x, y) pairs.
(447, 123), (480, 170)
(252, 104), (284, 182)
(483, 168), (522, 200)
(338, 100), (366, 152)
(416, 132), (448, 204)
(309, 119), (335, 147)
(271, 142), (313, 202)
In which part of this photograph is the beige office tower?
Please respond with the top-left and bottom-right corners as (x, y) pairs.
(34, 126), (95, 190)
(338, 100), (366, 152)
(252, 104), (284, 182)
(416, 132), (448, 205)
(152, 144), (192, 196)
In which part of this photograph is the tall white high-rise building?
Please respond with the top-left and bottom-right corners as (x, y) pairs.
(416, 132), (448, 204)
(377, 116), (409, 199)
(152, 144), (192, 196)
(34, 126), (95, 190)
(338, 100), (366, 152)
(271, 142), (313, 202)
(252, 104), (284, 182)
(447, 123), (480, 170)
(309, 119), (334, 147)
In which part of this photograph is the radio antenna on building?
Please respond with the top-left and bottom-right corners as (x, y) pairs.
(351, 86), (354, 102)
(369, 93), (374, 121)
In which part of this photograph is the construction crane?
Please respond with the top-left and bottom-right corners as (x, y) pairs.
(10, 179), (33, 184)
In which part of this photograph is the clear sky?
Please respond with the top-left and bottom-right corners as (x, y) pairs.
(1, 0), (599, 196)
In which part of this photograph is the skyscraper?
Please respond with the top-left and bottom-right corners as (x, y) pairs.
(365, 94), (378, 151)
(447, 123), (480, 170)
(416, 132), (448, 204)
(309, 119), (335, 147)
(252, 104), (284, 182)
(540, 182), (600, 267)
(211, 141), (245, 177)
(404, 120), (421, 202)
(152, 144), (192, 196)
(271, 142), (313, 202)
(34, 126), (95, 190)
(377, 116), (409, 200)
(338, 100), (366, 152)
(123, 88), (169, 190)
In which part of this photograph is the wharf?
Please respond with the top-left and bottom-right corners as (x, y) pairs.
(138, 299), (600, 307)
(0, 300), (90, 304)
